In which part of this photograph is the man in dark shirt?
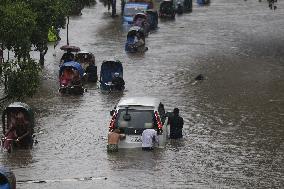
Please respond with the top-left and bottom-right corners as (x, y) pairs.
(168, 108), (184, 139)
(111, 72), (125, 90)
(85, 62), (97, 82)
(61, 50), (74, 63)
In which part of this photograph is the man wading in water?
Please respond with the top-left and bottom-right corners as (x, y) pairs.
(168, 108), (184, 139)
(107, 129), (126, 152)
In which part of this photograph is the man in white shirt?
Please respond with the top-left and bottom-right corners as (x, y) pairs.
(142, 128), (158, 151)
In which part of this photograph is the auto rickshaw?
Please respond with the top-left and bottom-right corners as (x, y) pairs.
(183, 0), (192, 12)
(1, 102), (34, 153)
(125, 26), (147, 53)
(176, 0), (184, 14)
(159, 0), (176, 19)
(133, 13), (150, 36)
(75, 51), (98, 82)
(59, 61), (85, 95)
(100, 60), (124, 91)
(0, 167), (16, 189)
(197, 0), (210, 5)
(146, 9), (158, 30)
(59, 45), (81, 64)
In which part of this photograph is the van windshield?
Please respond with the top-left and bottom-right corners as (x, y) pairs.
(115, 109), (155, 129)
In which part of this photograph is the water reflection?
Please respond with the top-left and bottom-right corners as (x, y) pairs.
(0, 149), (34, 167)
(107, 148), (164, 170)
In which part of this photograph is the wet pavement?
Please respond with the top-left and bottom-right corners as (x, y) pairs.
(1, 0), (284, 188)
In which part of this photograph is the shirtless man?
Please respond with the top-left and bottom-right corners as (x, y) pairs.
(107, 128), (126, 152)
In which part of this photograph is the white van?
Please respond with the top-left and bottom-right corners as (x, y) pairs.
(109, 97), (169, 148)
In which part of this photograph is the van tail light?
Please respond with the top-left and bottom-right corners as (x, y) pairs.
(109, 113), (116, 131)
(154, 111), (163, 129)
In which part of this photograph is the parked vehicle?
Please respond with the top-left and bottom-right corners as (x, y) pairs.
(146, 9), (158, 30)
(1, 102), (34, 153)
(176, 0), (184, 14)
(133, 13), (150, 36)
(123, 2), (151, 24)
(60, 45), (81, 64)
(183, 0), (192, 12)
(0, 167), (16, 189)
(108, 97), (169, 148)
(197, 0), (210, 5)
(159, 0), (176, 19)
(59, 61), (85, 95)
(125, 26), (147, 53)
(75, 51), (97, 82)
(100, 60), (124, 91)
(75, 51), (95, 69)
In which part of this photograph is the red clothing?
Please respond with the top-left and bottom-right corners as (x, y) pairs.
(3, 130), (17, 151)
(60, 69), (74, 86)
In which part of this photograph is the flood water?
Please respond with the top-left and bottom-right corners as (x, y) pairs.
(1, 0), (284, 188)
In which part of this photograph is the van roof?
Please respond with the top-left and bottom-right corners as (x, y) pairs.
(117, 97), (160, 110)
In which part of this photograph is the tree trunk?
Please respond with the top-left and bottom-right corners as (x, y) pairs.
(121, 0), (125, 15)
(4, 73), (7, 93)
(39, 48), (48, 66)
(112, 0), (116, 17)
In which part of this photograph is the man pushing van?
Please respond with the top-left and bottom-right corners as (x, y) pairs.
(107, 128), (126, 152)
(168, 108), (184, 139)
(141, 123), (159, 151)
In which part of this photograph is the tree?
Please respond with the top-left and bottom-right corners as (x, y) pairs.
(0, 0), (97, 98)
(3, 59), (41, 99)
(28, 0), (69, 65)
(0, 1), (36, 61)
(0, 1), (42, 98)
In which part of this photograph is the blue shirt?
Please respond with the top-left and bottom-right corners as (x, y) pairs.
(0, 183), (10, 189)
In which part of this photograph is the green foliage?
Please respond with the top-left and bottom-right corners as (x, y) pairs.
(0, 1), (36, 59)
(3, 59), (41, 99)
(29, 0), (69, 53)
(0, 0), (97, 64)
(66, 0), (97, 15)
(0, 0), (97, 98)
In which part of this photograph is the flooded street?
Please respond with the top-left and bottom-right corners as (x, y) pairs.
(1, 0), (284, 188)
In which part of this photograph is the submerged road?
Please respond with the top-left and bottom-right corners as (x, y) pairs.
(1, 0), (284, 188)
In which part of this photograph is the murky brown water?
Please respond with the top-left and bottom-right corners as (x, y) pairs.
(1, 0), (284, 188)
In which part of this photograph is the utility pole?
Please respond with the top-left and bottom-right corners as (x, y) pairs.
(67, 16), (70, 45)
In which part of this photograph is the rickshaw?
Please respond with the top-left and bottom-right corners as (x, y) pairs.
(123, 2), (151, 24)
(176, 0), (184, 14)
(146, 9), (158, 30)
(125, 26), (147, 53)
(60, 45), (81, 64)
(100, 60), (124, 91)
(197, 0), (210, 5)
(133, 13), (150, 36)
(159, 0), (176, 19)
(75, 51), (98, 82)
(1, 102), (34, 153)
(59, 61), (85, 95)
(183, 0), (192, 12)
(0, 167), (16, 189)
